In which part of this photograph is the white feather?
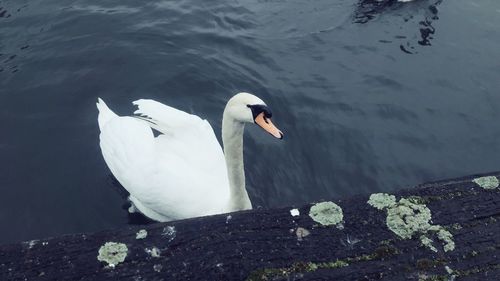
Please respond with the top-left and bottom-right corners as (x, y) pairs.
(97, 98), (230, 221)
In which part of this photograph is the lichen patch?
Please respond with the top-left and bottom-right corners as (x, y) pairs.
(246, 260), (348, 281)
(386, 198), (432, 239)
(368, 194), (455, 253)
(308, 201), (343, 226)
(153, 264), (162, 272)
(437, 229), (455, 252)
(23, 239), (38, 250)
(472, 176), (499, 189)
(445, 265), (454, 274)
(97, 242), (128, 268)
(145, 247), (161, 258)
(420, 235), (437, 252)
(136, 229), (147, 240)
(162, 226), (176, 242)
(295, 227), (310, 241)
(368, 193), (396, 210)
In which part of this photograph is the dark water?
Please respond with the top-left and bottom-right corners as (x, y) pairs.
(1, 0), (499, 244)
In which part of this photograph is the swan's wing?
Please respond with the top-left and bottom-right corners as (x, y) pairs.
(133, 99), (202, 136)
(99, 116), (159, 204)
(132, 99), (228, 176)
(99, 99), (230, 221)
(145, 128), (230, 219)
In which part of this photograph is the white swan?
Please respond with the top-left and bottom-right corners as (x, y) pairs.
(97, 93), (283, 222)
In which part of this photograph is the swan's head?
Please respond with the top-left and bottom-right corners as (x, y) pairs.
(225, 92), (283, 139)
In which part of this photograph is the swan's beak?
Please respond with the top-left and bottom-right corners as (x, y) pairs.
(255, 112), (284, 139)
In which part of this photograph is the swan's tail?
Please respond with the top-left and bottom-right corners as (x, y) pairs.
(97, 98), (118, 130)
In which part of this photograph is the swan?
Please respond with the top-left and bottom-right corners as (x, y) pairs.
(97, 93), (283, 222)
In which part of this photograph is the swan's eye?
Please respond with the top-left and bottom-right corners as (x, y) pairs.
(247, 104), (272, 121)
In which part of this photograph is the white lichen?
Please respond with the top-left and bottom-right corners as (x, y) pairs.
(153, 264), (162, 272)
(445, 265), (454, 274)
(23, 240), (38, 249)
(290, 208), (300, 217)
(226, 215), (232, 224)
(386, 198), (432, 239)
(309, 201), (343, 226)
(145, 247), (161, 258)
(368, 193), (397, 210)
(472, 176), (499, 190)
(295, 227), (310, 241)
(368, 194), (455, 253)
(97, 242), (128, 268)
(162, 226), (176, 242)
(437, 229), (455, 252)
(136, 229), (148, 240)
(420, 235), (437, 252)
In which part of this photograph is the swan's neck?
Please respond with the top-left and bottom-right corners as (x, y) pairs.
(222, 111), (252, 211)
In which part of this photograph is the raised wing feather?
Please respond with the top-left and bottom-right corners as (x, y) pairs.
(133, 99), (201, 135)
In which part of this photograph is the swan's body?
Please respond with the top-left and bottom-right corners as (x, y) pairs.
(97, 93), (282, 221)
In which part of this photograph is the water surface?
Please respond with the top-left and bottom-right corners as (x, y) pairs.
(1, 0), (499, 243)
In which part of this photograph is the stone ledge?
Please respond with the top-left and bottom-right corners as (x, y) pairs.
(1, 171), (500, 280)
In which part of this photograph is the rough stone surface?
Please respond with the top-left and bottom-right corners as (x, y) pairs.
(1, 172), (500, 280)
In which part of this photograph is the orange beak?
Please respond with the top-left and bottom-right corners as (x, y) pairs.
(255, 112), (284, 139)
